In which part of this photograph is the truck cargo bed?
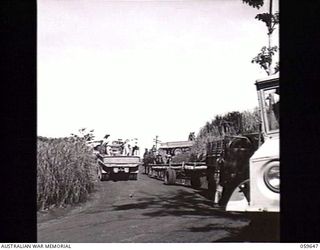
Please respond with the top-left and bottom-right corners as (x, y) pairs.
(97, 154), (140, 164)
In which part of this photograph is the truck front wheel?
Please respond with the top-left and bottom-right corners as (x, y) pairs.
(97, 165), (108, 181)
(129, 173), (138, 180)
(148, 168), (154, 178)
(97, 166), (102, 181)
(191, 175), (201, 189)
(164, 169), (176, 185)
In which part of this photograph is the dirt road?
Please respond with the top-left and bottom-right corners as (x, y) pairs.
(37, 169), (279, 242)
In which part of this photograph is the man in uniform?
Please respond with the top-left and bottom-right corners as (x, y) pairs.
(122, 139), (131, 156)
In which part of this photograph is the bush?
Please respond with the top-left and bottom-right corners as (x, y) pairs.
(37, 136), (97, 211)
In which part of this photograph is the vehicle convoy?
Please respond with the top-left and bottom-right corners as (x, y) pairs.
(225, 74), (279, 212)
(96, 139), (141, 181)
(143, 74), (279, 213)
(205, 74), (279, 212)
(144, 140), (208, 188)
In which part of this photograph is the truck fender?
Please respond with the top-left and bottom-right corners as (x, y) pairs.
(226, 179), (250, 212)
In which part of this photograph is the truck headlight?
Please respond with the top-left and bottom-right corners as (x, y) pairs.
(124, 168), (129, 173)
(113, 168), (119, 173)
(263, 161), (280, 193)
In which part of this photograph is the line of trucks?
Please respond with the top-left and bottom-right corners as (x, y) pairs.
(90, 74), (279, 214)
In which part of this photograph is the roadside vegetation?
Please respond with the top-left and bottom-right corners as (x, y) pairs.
(37, 131), (97, 211)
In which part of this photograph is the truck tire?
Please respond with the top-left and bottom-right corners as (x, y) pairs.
(129, 173), (138, 180)
(101, 173), (108, 181)
(97, 166), (103, 181)
(191, 175), (201, 189)
(99, 172), (108, 181)
(164, 169), (176, 185)
(97, 165), (108, 181)
(148, 168), (154, 178)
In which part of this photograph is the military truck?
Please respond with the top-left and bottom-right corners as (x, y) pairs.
(205, 133), (262, 204)
(205, 74), (279, 212)
(225, 74), (279, 212)
(96, 139), (141, 181)
(145, 140), (207, 188)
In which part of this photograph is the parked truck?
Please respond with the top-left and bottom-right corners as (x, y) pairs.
(205, 133), (262, 204)
(205, 74), (279, 213)
(143, 74), (279, 213)
(146, 74), (279, 213)
(96, 139), (141, 181)
(145, 140), (208, 188)
(225, 74), (279, 212)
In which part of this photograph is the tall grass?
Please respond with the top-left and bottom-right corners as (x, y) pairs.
(37, 136), (97, 211)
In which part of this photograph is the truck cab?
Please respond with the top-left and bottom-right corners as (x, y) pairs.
(226, 74), (279, 212)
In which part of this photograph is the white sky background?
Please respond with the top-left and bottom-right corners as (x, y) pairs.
(38, 0), (279, 151)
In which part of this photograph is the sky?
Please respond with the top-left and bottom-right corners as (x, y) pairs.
(37, 0), (279, 151)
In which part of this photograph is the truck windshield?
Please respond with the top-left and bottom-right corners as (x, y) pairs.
(263, 87), (279, 132)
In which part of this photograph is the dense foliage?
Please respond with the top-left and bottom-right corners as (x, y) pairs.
(243, 0), (279, 75)
(190, 108), (261, 160)
(37, 135), (97, 210)
(242, 0), (264, 9)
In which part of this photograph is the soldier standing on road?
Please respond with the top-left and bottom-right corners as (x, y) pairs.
(143, 148), (148, 171)
(143, 148), (148, 158)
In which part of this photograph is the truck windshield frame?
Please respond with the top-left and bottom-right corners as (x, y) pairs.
(260, 85), (279, 135)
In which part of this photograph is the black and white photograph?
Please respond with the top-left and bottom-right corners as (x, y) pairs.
(36, 0), (280, 243)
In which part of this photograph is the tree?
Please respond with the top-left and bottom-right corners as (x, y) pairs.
(188, 132), (196, 141)
(243, 0), (279, 75)
(71, 128), (95, 142)
(242, 0), (264, 9)
(251, 46), (278, 74)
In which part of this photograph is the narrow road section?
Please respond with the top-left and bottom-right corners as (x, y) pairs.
(38, 170), (278, 242)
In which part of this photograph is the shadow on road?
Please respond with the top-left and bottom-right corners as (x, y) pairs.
(217, 213), (280, 242)
(218, 216), (280, 242)
(112, 189), (245, 220)
(111, 188), (279, 242)
(186, 218), (279, 242)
